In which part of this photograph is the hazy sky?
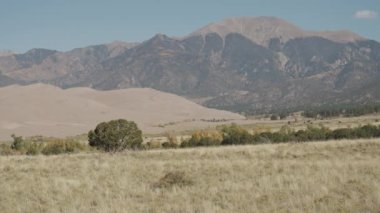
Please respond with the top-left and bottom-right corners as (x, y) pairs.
(1, 0), (379, 52)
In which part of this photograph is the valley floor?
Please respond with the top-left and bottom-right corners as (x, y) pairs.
(1, 139), (380, 212)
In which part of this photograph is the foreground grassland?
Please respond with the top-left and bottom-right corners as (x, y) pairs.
(1, 139), (380, 213)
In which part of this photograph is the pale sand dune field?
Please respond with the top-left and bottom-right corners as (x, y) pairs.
(0, 84), (245, 140)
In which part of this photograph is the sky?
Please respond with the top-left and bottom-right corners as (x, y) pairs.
(1, 0), (379, 52)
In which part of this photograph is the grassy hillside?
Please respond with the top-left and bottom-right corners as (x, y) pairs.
(1, 139), (380, 212)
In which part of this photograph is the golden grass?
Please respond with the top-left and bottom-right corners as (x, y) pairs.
(1, 139), (380, 212)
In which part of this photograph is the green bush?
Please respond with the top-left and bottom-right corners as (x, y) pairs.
(330, 128), (355, 139)
(11, 134), (24, 151)
(88, 119), (143, 152)
(221, 124), (253, 145)
(303, 125), (331, 141)
(355, 124), (379, 138)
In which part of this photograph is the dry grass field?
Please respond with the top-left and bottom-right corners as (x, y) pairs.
(1, 139), (380, 213)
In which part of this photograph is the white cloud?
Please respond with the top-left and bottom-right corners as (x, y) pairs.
(354, 10), (378, 19)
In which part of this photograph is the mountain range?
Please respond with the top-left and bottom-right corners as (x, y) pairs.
(1, 16), (379, 114)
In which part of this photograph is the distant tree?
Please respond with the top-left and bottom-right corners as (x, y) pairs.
(88, 119), (143, 152)
(279, 112), (288, 120)
(270, 115), (279, 120)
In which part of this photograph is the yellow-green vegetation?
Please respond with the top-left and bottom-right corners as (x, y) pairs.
(181, 129), (223, 147)
(0, 135), (89, 156)
(0, 139), (379, 212)
(2, 121), (380, 154)
(179, 123), (380, 148)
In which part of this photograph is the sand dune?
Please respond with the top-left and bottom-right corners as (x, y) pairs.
(0, 84), (245, 140)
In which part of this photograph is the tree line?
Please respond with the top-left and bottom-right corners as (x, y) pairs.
(301, 103), (380, 118)
(180, 123), (380, 148)
(245, 103), (380, 119)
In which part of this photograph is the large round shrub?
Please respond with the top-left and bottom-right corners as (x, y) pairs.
(88, 119), (143, 152)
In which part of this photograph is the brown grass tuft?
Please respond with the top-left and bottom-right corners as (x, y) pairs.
(153, 171), (193, 189)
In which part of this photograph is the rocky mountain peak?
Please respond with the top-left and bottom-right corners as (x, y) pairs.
(149, 34), (172, 42)
(23, 48), (58, 56)
(190, 16), (363, 46)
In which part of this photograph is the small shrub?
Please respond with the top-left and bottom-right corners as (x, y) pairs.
(42, 143), (65, 155)
(270, 115), (279, 120)
(25, 142), (43, 155)
(145, 140), (162, 149)
(153, 171), (193, 189)
(11, 134), (24, 151)
(162, 142), (178, 149)
(0, 143), (16, 155)
(42, 139), (85, 155)
(279, 113), (288, 120)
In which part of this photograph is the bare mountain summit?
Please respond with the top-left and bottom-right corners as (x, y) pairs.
(191, 16), (363, 46)
(0, 50), (15, 57)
